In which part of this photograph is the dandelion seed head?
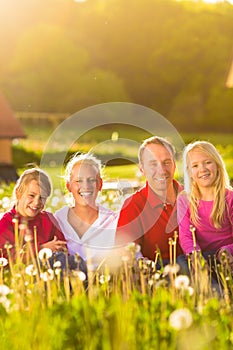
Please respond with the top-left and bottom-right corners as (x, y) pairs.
(0, 284), (11, 296)
(125, 242), (141, 253)
(153, 272), (161, 280)
(53, 261), (62, 268)
(121, 255), (130, 262)
(0, 257), (8, 267)
(148, 279), (154, 286)
(4, 242), (13, 250)
(187, 286), (194, 296)
(40, 269), (54, 281)
(19, 223), (27, 230)
(72, 270), (86, 281)
(169, 308), (193, 330)
(38, 248), (53, 260)
(25, 264), (37, 276)
(77, 270), (86, 281)
(163, 264), (180, 275)
(99, 274), (111, 284)
(0, 295), (10, 311)
(24, 233), (33, 242)
(174, 275), (190, 290)
(55, 268), (62, 276)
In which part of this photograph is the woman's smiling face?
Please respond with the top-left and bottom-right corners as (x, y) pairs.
(67, 162), (102, 208)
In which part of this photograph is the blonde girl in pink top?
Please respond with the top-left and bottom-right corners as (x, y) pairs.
(177, 141), (233, 264)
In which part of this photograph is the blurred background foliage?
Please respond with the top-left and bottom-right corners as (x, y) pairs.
(0, 0), (233, 132)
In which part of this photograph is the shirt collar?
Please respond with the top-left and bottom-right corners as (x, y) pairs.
(145, 180), (182, 209)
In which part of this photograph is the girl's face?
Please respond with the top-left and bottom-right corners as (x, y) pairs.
(188, 149), (218, 190)
(66, 163), (102, 208)
(16, 179), (47, 218)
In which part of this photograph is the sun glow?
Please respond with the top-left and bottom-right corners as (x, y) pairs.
(177, 0), (233, 3)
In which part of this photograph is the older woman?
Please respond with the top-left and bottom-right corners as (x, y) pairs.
(55, 153), (118, 269)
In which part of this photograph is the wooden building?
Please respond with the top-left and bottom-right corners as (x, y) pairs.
(0, 93), (26, 183)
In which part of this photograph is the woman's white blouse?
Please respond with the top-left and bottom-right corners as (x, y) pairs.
(55, 205), (118, 267)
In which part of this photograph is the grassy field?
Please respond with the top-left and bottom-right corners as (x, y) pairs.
(1, 121), (233, 349)
(13, 120), (233, 184)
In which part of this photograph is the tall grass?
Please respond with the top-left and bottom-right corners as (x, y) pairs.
(1, 218), (233, 349)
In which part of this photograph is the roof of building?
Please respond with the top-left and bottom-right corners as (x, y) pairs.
(0, 93), (26, 139)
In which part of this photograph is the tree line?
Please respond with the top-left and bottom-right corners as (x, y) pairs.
(0, 0), (233, 132)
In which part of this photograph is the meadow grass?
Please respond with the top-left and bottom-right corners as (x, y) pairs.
(1, 123), (233, 349)
(1, 184), (233, 349)
(0, 233), (233, 350)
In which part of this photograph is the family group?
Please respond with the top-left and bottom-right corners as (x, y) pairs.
(0, 136), (232, 290)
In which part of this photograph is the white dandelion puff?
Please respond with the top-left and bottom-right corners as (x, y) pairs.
(174, 275), (190, 290)
(0, 295), (10, 311)
(125, 242), (141, 253)
(99, 274), (111, 284)
(38, 248), (53, 260)
(0, 257), (8, 267)
(53, 261), (62, 268)
(0, 284), (11, 296)
(25, 264), (38, 276)
(76, 270), (86, 282)
(163, 264), (180, 276)
(121, 255), (130, 262)
(169, 308), (193, 330)
(40, 269), (54, 281)
(24, 233), (33, 242)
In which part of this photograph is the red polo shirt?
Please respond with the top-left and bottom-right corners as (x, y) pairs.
(0, 207), (66, 260)
(116, 181), (183, 260)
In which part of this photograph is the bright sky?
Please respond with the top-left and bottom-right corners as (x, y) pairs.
(178, 0), (233, 3)
(200, 0), (233, 3)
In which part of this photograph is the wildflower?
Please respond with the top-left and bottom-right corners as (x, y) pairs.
(187, 286), (194, 296)
(163, 263), (180, 276)
(53, 261), (62, 268)
(19, 223), (27, 231)
(0, 284), (11, 296)
(25, 264), (38, 276)
(4, 242), (13, 250)
(0, 296), (10, 311)
(153, 272), (161, 280)
(1, 196), (11, 209)
(40, 269), (54, 281)
(0, 257), (8, 267)
(125, 242), (141, 253)
(51, 196), (60, 207)
(76, 270), (86, 282)
(121, 255), (130, 262)
(174, 275), (190, 290)
(99, 274), (111, 284)
(148, 279), (154, 287)
(53, 260), (62, 275)
(169, 308), (193, 330)
(38, 248), (53, 261)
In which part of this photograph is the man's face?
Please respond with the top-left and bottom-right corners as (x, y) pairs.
(140, 143), (176, 194)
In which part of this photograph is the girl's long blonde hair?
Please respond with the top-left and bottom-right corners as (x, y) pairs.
(183, 141), (231, 228)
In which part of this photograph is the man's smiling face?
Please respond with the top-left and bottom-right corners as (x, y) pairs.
(140, 143), (176, 194)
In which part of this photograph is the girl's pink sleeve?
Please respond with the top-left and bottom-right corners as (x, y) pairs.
(177, 194), (201, 255)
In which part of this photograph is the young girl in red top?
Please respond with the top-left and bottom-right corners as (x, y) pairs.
(0, 168), (67, 263)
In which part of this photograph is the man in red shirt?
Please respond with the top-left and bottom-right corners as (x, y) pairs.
(115, 136), (184, 266)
